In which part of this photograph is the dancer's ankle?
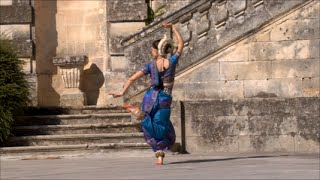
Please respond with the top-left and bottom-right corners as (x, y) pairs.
(155, 151), (165, 165)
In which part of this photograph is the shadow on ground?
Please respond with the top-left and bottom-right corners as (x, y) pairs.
(168, 154), (290, 165)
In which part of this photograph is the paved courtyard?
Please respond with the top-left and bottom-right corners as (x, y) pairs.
(1, 152), (319, 179)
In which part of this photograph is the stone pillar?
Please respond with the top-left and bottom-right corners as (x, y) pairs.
(53, 55), (87, 107)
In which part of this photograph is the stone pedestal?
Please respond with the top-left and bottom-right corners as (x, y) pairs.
(53, 56), (87, 107)
(60, 88), (86, 107)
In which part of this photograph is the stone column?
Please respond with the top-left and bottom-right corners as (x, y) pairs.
(53, 56), (87, 107)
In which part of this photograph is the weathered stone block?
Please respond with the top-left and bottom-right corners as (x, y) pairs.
(104, 71), (127, 86)
(184, 83), (207, 100)
(170, 101), (182, 146)
(247, 115), (298, 136)
(272, 59), (320, 78)
(295, 135), (320, 153)
(171, 83), (186, 100)
(181, 61), (220, 82)
(0, 24), (30, 40)
(217, 42), (249, 62)
(13, 0), (30, 5)
(265, 0), (304, 17)
(37, 74), (63, 93)
(302, 77), (319, 97)
(244, 79), (303, 98)
(270, 19), (320, 41)
(67, 25), (98, 42)
(109, 35), (125, 54)
(182, 97), (319, 153)
(220, 61), (272, 80)
(0, 5), (32, 24)
(26, 74), (37, 106)
(205, 80), (244, 99)
(254, 30), (271, 42)
(249, 41), (296, 60)
(250, 39), (319, 60)
(295, 40), (319, 59)
(38, 91), (60, 107)
(60, 88), (87, 107)
(186, 136), (239, 153)
(239, 135), (295, 153)
(66, 41), (85, 56)
(184, 100), (235, 118)
(0, 0), (12, 6)
(309, 40), (320, 58)
(83, 42), (100, 56)
(110, 56), (129, 72)
(13, 40), (33, 58)
(107, 0), (147, 22)
(109, 22), (145, 54)
(57, 0), (100, 10)
(292, 1), (319, 20)
(20, 58), (32, 74)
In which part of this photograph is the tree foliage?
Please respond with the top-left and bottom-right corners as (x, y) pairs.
(0, 38), (30, 145)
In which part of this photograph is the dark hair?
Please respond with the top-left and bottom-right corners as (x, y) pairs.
(152, 39), (160, 50)
(164, 44), (173, 54)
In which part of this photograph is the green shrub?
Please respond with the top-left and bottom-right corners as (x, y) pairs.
(0, 38), (30, 145)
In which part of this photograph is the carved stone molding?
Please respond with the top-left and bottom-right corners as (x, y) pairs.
(53, 55), (86, 66)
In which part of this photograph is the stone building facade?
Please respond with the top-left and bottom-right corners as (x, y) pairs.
(0, 0), (319, 153)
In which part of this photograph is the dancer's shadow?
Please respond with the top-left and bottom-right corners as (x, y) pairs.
(168, 154), (289, 165)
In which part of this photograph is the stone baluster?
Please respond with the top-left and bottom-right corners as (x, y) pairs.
(53, 55), (87, 107)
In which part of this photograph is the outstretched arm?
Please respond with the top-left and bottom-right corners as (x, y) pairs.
(109, 71), (145, 98)
(162, 22), (184, 55)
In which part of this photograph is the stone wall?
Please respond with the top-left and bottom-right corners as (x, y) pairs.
(121, 0), (319, 153)
(179, 98), (319, 153)
(169, 0), (319, 153)
(0, 0), (37, 105)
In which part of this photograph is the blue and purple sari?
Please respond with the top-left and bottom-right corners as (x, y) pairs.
(140, 53), (179, 152)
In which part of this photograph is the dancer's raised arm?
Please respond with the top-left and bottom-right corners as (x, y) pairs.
(161, 22), (184, 55)
(109, 71), (144, 98)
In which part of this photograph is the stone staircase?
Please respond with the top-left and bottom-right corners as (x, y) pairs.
(0, 106), (149, 159)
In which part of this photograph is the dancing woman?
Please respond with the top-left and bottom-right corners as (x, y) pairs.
(110, 22), (184, 165)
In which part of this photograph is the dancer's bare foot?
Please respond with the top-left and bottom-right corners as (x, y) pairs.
(155, 151), (165, 165)
(155, 156), (164, 165)
(122, 105), (145, 120)
(122, 105), (141, 116)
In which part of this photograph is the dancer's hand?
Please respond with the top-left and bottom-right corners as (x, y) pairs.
(109, 92), (123, 98)
(161, 22), (172, 28)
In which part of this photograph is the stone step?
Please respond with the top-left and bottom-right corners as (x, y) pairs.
(13, 122), (142, 136)
(6, 133), (146, 147)
(0, 143), (150, 160)
(24, 106), (128, 115)
(15, 113), (132, 126)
